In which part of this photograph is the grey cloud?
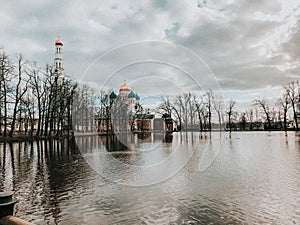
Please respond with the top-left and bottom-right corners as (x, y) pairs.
(165, 22), (180, 39)
(1, 0), (300, 108)
(152, 0), (167, 9)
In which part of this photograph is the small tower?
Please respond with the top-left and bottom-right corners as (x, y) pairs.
(53, 35), (64, 75)
(119, 80), (131, 95)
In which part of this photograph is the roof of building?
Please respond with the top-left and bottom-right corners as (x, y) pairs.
(136, 114), (154, 119)
(110, 91), (117, 99)
(128, 90), (136, 98)
(55, 35), (63, 46)
(119, 80), (131, 92)
(135, 93), (140, 100)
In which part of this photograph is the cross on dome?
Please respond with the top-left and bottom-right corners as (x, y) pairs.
(119, 80), (131, 92)
(55, 34), (63, 46)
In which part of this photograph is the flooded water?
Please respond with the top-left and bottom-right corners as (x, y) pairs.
(1, 132), (300, 224)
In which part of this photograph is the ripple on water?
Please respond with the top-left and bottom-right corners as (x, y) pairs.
(2, 132), (300, 224)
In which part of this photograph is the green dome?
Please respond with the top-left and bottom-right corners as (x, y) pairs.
(128, 90), (136, 98)
(135, 93), (140, 100)
(110, 91), (117, 99)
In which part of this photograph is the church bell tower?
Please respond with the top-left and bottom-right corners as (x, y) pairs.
(53, 35), (64, 75)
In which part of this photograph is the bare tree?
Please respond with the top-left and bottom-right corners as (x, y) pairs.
(246, 108), (254, 130)
(27, 62), (47, 136)
(204, 90), (213, 131)
(194, 95), (204, 131)
(226, 100), (236, 131)
(0, 50), (78, 139)
(239, 112), (247, 130)
(253, 98), (272, 129)
(0, 51), (14, 137)
(156, 97), (173, 116)
(9, 55), (29, 137)
(72, 84), (96, 133)
(277, 91), (291, 130)
(285, 82), (298, 130)
(156, 96), (174, 130)
(22, 92), (35, 137)
(66, 81), (77, 135)
(43, 66), (54, 136)
(213, 94), (223, 131)
(97, 91), (111, 133)
(175, 93), (192, 130)
(171, 104), (182, 131)
(174, 96), (184, 130)
(111, 94), (130, 132)
(188, 93), (196, 130)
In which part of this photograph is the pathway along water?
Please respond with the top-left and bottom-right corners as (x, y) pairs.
(0, 131), (300, 224)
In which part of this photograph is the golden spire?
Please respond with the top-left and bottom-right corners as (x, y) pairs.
(119, 80), (131, 92)
(55, 34), (63, 46)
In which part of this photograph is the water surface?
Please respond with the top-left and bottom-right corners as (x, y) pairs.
(0, 132), (300, 224)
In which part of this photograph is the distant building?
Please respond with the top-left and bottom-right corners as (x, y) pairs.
(136, 114), (155, 131)
(51, 36), (72, 133)
(53, 35), (64, 76)
(117, 80), (140, 109)
(153, 118), (165, 131)
(96, 81), (175, 132)
(9, 36), (68, 133)
(153, 115), (174, 132)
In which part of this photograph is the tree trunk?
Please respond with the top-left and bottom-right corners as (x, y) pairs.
(283, 109), (287, 130)
(291, 101), (298, 130)
(3, 85), (7, 137)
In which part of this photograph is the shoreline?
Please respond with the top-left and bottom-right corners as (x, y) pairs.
(0, 129), (298, 143)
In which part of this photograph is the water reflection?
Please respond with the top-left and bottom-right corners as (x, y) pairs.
(78, 132), (205, 186)
(0, 139), (94, 224)
(0, 132), (300, 224)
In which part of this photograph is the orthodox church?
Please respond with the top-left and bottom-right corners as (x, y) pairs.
(110, 80), (140, 109)
(51, 36), (171, 132)
(107, 80), (154, 131)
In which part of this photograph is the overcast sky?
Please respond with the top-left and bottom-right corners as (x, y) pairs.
(1, 0), (300, 108)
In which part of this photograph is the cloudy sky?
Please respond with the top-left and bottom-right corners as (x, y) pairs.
(1, 0), (300, 108)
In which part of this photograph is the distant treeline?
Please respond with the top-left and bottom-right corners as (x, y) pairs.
(0, 51), (99, 139)
(1, 50), (300, 141)
(156, 82), (300, 131)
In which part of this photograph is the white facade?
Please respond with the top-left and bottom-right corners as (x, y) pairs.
(118, 80), (140, 109)
(53, 36), (64, 76)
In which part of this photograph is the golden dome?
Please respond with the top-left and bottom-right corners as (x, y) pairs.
(55, 35), (63, 46)
(119, 80), (131, 92)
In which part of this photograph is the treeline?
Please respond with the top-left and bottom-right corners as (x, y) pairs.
(2, 48), (300, 139)
(156, 82), (300, 132)
(0, 50), (149, 139)
(157, 91), (217, 131)
(0, 51), (78, 139)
